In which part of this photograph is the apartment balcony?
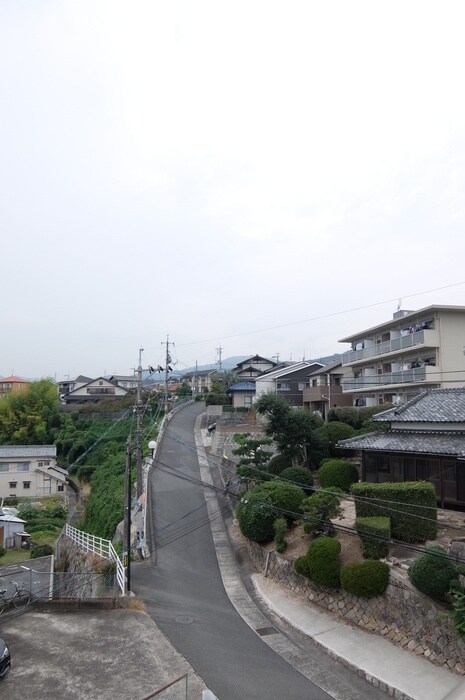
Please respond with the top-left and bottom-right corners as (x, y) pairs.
(341, 329), (439, 366)
(342, 364), (441, 392)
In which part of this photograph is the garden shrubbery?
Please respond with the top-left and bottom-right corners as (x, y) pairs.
(294, 536), (341, 588)
(279, 466), (314, 492)
(351, 482), (437, 543)
(341, 560), (390, 597)
(237, 481), (305, 543)
(319, 459), (359, 492)
(267, 454), (293, 475)
(408, 545), (459, 600)
(355, 516), (391, 559)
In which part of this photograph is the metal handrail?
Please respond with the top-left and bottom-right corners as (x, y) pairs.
(65, 524), (125, 595)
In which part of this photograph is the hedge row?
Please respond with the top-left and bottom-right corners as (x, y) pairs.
(355, 516), (391, 559)
(351, 481), (437, 543)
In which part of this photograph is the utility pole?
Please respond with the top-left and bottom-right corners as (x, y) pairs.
(193, 360), (198, 397)
(124, 437), (132, 593)
(161, 335), (175, 413)
(216, 344), (223, 373)
(135, 347), (143, 498)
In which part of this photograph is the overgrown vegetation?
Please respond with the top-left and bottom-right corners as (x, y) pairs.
(17, 504), (67, 536)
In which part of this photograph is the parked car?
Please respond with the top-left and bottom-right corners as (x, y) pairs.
(0, 638), (11, 678)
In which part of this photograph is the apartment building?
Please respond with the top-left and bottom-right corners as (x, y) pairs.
(339, 305), (465, 407)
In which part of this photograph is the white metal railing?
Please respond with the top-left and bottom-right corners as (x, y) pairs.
(65, 523), (126, 595)
(342, 365), (441, 390)
(341, 329), (439, 365)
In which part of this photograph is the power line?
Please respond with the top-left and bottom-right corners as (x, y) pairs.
(173, 281), (465, 348)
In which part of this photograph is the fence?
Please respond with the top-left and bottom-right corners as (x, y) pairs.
(65, 523), (125, 595)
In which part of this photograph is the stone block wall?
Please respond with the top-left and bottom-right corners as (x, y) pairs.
(248, 541), (465, 675)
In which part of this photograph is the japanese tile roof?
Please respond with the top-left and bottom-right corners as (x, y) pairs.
(228, 382), (256, 391)
(337, 429), (465, 457)
(373, 389), (465, 423)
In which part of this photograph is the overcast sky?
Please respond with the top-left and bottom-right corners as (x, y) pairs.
(2, 1), (465, 380)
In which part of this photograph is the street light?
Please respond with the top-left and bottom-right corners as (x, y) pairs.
(148, 440), (157, 460)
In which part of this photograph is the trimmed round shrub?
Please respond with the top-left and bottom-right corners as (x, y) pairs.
(341, 560), (390, 597)
(237, 481), (306, 543)
(319, 459), (359, 492)
(267, 454), (293, 475)
(279, 467), (314, 493)
(408, 545), (459, 600)
(252, 481), (306, 521)
(295, 536), (341, 588)
(326, 421), (356, 456)
(294, 553), (311, 578)
(236, 492), (276, 543)
(30, 544), (54, 559)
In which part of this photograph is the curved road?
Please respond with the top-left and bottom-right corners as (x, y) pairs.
(132, 404), (385, 700)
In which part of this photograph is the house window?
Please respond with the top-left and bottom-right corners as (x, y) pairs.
(277, 382), (290, 391)
(244, 396), (253, 408)
(17, 463), (30, 472)
(38, 461), (51, 467)
(9, 481), (17, 489)
(23, 481), (31, 489)
(0, 463), (9, 472)
(57, 483), (64, 492)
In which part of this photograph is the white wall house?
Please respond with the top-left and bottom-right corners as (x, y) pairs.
(0, 445), (68, 500)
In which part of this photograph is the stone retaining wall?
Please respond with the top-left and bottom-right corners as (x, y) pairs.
(248, 541), (465, 675)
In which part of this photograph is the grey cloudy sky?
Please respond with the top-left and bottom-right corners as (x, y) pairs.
(2, 1), (465, 380)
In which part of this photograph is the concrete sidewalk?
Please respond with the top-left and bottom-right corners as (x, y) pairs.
(252, 573), (464, 700)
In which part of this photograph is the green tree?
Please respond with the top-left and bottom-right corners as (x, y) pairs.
(255, 394), (324, 467)
(176, 382), (192, 398)
(0, 379), (62, 445)
(232, 433), (273, 481)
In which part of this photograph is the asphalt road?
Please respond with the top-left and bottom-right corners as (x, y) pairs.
(131, 404), (386, 700)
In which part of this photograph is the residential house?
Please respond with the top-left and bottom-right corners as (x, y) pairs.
(254, 361), (324, 407)
(0, 376), (31, 395)
(0, 445), (68, 500)
(228, 381), (256, 409)
(337, 388), (465, 508)
(303, 361), (353, 420)
(61, 377), (129, 404)
(181, 369), (221, 396)
(232, 355), (277, 381)
(107, 374), (138, 390)
(339, 305), (465, 408)
(58, 375), (93, 400)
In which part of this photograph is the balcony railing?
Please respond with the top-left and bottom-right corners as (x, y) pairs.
(341, 329), (439, 365)
(342, 365), (441, 391)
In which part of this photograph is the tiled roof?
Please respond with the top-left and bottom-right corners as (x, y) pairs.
(338, 429), (465, 457)
(373, 389), (465, 423)
(0, 445), (57, 458)
(229, 382), (256, 391)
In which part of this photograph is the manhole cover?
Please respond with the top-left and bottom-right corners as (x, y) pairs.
(175, 615), (194, 625)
